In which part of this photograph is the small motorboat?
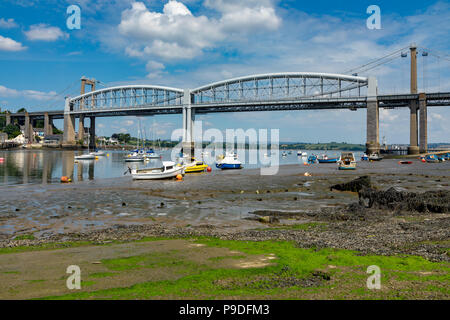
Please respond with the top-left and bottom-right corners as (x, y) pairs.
(398, 161), (413, 165)
(125, 152), (145, 162)
(318, 154), (339, 163)
(90, 149), (106, 156)
(288, 151), (292, 155)
(75, 153), (96, 160)
(282, 151), (288, 157)
(307, 155), (318, 164)
(144, 148), (160, 159)
(216, 152), (242, 169)
(425, 154), (441, 163)
(338, 152), (356, 170)
(369, 153), (383, 161)
(181, 158), (209, 173)
(131, 161), (184, 180)
(361, 153), (369, 161)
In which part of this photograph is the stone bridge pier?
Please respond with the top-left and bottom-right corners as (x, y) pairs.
(182, 89), (195, 157)
(365, 77), (380, 154)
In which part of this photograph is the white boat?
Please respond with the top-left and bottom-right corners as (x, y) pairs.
(131, 161), (184, 180)
(90, 150), (106, 156)
(75, 154), (96, 160)
(125, 152), (145, 162)
(368, 153), (383, 161)
(338, 152), (356, 170)
(216, 152), (242, 169)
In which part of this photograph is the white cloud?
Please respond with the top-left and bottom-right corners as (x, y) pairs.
(0, 85), (57, 101)
(24, 24), (68, 41)
(0, 18), (18, 29)
(0, 35), (26, 51)
(116, 1), (281, 61)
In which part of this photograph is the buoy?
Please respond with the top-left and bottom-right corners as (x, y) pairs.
(60, 176), (69, 183)
(176, 174), (183, 180)
(304, 172), (311, 177)
(303, 162), (309, 166)
(421, 158), (426, 163)
(107, 154), (110, 157)
(207, 166), (212, 172)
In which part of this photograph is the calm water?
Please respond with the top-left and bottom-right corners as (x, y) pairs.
(0, 149), (365, 186)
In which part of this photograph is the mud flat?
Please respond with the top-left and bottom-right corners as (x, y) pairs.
(0, 160), (449, 299)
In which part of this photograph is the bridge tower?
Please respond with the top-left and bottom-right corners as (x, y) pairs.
(182, 89), (195, 157)
(78, 77), (96, 145)
(366, 77), (380, 154)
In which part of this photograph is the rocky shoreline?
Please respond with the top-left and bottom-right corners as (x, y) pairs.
(0, 162), (450, 262)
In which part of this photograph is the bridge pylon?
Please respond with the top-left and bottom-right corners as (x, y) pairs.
(365, 77), (380, 154)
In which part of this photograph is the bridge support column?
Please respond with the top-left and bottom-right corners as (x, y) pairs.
(408, 100), (419, 155)
(63, 98), (76, 147)
(24, 113), (34, 143)
(89, 117), (96, 149)
(5, 113), (11, 126)
(182, 89), (194, 157)
(365, 77), (380, 154)
(44, 112), (53, 136)
(78, 115), (85, 142)
(419, 93), (427, 154)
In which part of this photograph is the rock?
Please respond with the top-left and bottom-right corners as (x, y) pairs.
(359, 187), (450, 213)
(258, 216), (279, 224)
(331, 176), (372, 193)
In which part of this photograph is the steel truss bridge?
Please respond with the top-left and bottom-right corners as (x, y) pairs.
(7, 72), (450, 154)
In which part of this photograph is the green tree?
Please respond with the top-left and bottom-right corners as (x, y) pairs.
(17, 108), (27, 113)
(3, 124), (21, 139)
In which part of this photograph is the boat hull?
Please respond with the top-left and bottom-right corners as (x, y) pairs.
(132, 167), (184, 180)
(216, 163), (242, 169)
(318, 158), (339, 163)
(185, 165), (208, 173)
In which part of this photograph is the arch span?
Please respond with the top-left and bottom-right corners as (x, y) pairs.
(191, 72), (368, 104)
(69, 85), (184, 112)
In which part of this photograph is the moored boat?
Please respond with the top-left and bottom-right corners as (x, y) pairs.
(181, 158), (209, 173)
(131, 161), (184, 180)
(361, 153), (369, 161)
(338, 152), (356, 170)
(307, 154), (318, 164)
(216, 152), (242, 169)
(425, 154), (441, 163)
(75, 153), (96, 160)
(317, 154), (339, 163)
(369, 153), (383, 161)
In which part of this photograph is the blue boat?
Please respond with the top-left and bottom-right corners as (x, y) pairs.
(216, 152), (243, 170)
(317, 155), (339, 163)
(361, 153), (369, 161)
(425, 154), (441, 163)
(307, 155), (318, 164)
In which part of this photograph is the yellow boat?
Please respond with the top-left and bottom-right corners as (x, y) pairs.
(182, 160), (209, 173)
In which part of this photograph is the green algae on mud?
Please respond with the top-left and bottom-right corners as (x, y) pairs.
(40, 237), (449, 300)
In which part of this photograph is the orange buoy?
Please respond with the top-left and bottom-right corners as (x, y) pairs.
(176, 174), (183, 180)
(207, 166), (212, 172)
(60, 176), (69, 183)
(421, 158), (426, 163)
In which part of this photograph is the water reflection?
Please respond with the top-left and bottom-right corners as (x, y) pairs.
(0, 149), (364, 186)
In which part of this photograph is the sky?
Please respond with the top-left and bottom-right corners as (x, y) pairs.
(0, 0), (449, 143)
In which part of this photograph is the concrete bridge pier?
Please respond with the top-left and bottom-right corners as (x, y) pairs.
(44, 112), (53, 136)
(419, 93), (428, 153)
(408, 101), (419, 155)
(24, 113), (35, 143)
(5, 113), (11, 126)
(78, 115), (85, 143)
(62, 98), (76, 147)
(182, 89), (195, 157)
(89, 116), (96, 149)
(365, 77), (380, 154)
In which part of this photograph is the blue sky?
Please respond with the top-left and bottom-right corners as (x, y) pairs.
(0, 0), (449, 143)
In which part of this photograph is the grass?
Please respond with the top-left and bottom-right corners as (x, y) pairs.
(41, 237), (449, 300)
(14, 234), (35, 241)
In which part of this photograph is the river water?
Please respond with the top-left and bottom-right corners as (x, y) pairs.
(0, 149), (365, 186)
